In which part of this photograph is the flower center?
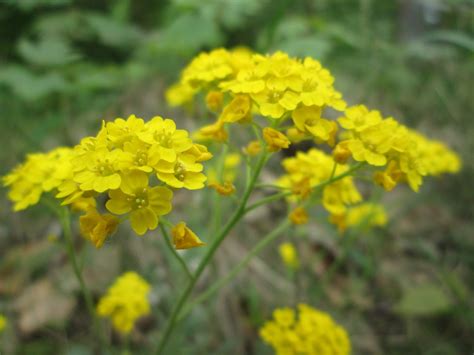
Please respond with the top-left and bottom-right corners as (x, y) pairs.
(155, 130), (173, 148)
(129, 188), (149, 209)
(134, 150), (148, 166)
(174, 162), (186, 181)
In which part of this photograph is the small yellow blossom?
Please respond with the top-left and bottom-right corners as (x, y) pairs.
(333, 142), (352, 164)
(171, 222), (205, 250)
(289, 207), (309, 225)
(263, 127), (291, 152)
(195, 119), (228, 142)
(79, 209), (119, 248)
(165, 82), (196, 107)
(243, 140), (262, 156)
(208, 181), (236, 196)
(205, 90), (224, 112)
(260, 304), (351, 355)
(279, 242), (299, 269)
(106, 171), (173, 235)
(155, 154), (207, 190)
(330, 203), (387, 233)
(97, 272), (151, 334)
(220, 94), (252, 123)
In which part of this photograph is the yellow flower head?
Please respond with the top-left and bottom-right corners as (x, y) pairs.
(97, 272), (151, 334)
(106, 171), (173, 235)
(243, 140), (262, 156)
(171, 222), (205, 250)
(208, 181), (236, 196)
(194, 119), (228, 143)
(289, 207), (309, 225)
(279, 242), (299, 269)
(166, 82), (196, 107)
(205, 90), (224, 112)
(155, 154), (207, 190)
(79, 209), (119, 248)
(263, 127), (291, 152)
(330, 203), (387, 233)
(220, 94), (252, 123)
(260, 304), (351, 355)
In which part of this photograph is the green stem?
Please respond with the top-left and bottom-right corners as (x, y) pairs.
(59, 207), (105, 349)
(244, 190), (293, 214)
(178, 219), (291, 320)
(159, 223), (193, 281)
(154, 151), (269, 354)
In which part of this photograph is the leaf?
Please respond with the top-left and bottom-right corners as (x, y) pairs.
(276, 36), (332, 61)
(84, 13), (142, 48)
(424, 30), (474, 52)
(0, 65), (68, 101)
(157, 13), (223, 54)
(18, 36), (80, 66)
(396, 283), (452, 316)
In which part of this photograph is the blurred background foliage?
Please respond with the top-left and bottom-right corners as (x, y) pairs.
(0, 0), (473, 354)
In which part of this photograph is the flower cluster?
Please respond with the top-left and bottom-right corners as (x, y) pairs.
(336, 105), (461, 192)
(3, 115), (211, 246)
(330, 203), (387, 233)
(278, 148), (361, 216)
(96, 271), (151, 334)
(167, 48), (345, 147)
(260, 304), (351, 355)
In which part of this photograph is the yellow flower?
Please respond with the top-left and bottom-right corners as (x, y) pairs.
(106, 171), (172, 235)
(171, 222), (205, 249)
(97, 272), (151, 334)
(220, 94), (252, 123)
(279, 242), (299, 269)
(263, 127), (291, 152)
(333, 142), (352, 164)
(289, 207), (308, 225)
(138, 116), (193, 162)
(155, 154), (206, 190)
(243, 140), (262, 156)
(73, 149), (122, 192)
(252, 88), (300, 119)
(194, 119), (228, 142)
(0, 314), (7, 332)
(205, 90), (224, 112)
(338, 105), (382, 132)
(79, 209), (119, 248)
(185, 143), (213, 162)
(208, 181), (236, 196)
(330, 203), (387, 233)
(106, 114), (146, 148)
(260, 304), (351, 355)
(166, 82), (196, 107)
(292, 105), (337, 144)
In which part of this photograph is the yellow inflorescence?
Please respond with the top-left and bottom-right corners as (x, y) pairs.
(278, 148), (362, 216)
(279, 242), (299, 270)
(330, 203), (387, 233)
(97, 271), (151, 334)
(3, 115), (212, 245)
(260, 304), (351, 355)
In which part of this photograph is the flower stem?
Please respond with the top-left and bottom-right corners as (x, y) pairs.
(59, 207), (105, 349)
(178, 218), (291, 320)
(154, 151), (269, 354)
(159, 222), (193, 281)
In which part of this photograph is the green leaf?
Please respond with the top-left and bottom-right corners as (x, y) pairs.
(17, 36), (80, 66)
(0, 65), (68, 101)
(84, 13), (142, 48)
(276, 36), (331, 61)
(396, 283), (452, 316)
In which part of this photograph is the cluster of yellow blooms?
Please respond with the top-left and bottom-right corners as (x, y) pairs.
(168, 49), (461, 228)
(3, 115), (210, 248)
(97, 272), (151, 334)
(260, 304), (351, 355)
(329, 203), (387, 233)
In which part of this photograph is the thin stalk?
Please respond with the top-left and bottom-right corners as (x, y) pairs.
(59, 207), (105, 349)
(159, 223), (193, 281)
(178, 219), (291, 320)
(244, 190), (293, 213)
(154, 151), (269, 354)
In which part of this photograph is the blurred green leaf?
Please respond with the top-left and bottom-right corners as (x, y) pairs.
(84, 13), (142, 48)
(0, 65), (68, 100)
(17, 36), (80, 66)
(276, 36), (331, 60)
(396, 283), (452, 316)
(4, 0), (72, 11)
(424, 30), (474, 52)
(157, 13), (223, 54)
